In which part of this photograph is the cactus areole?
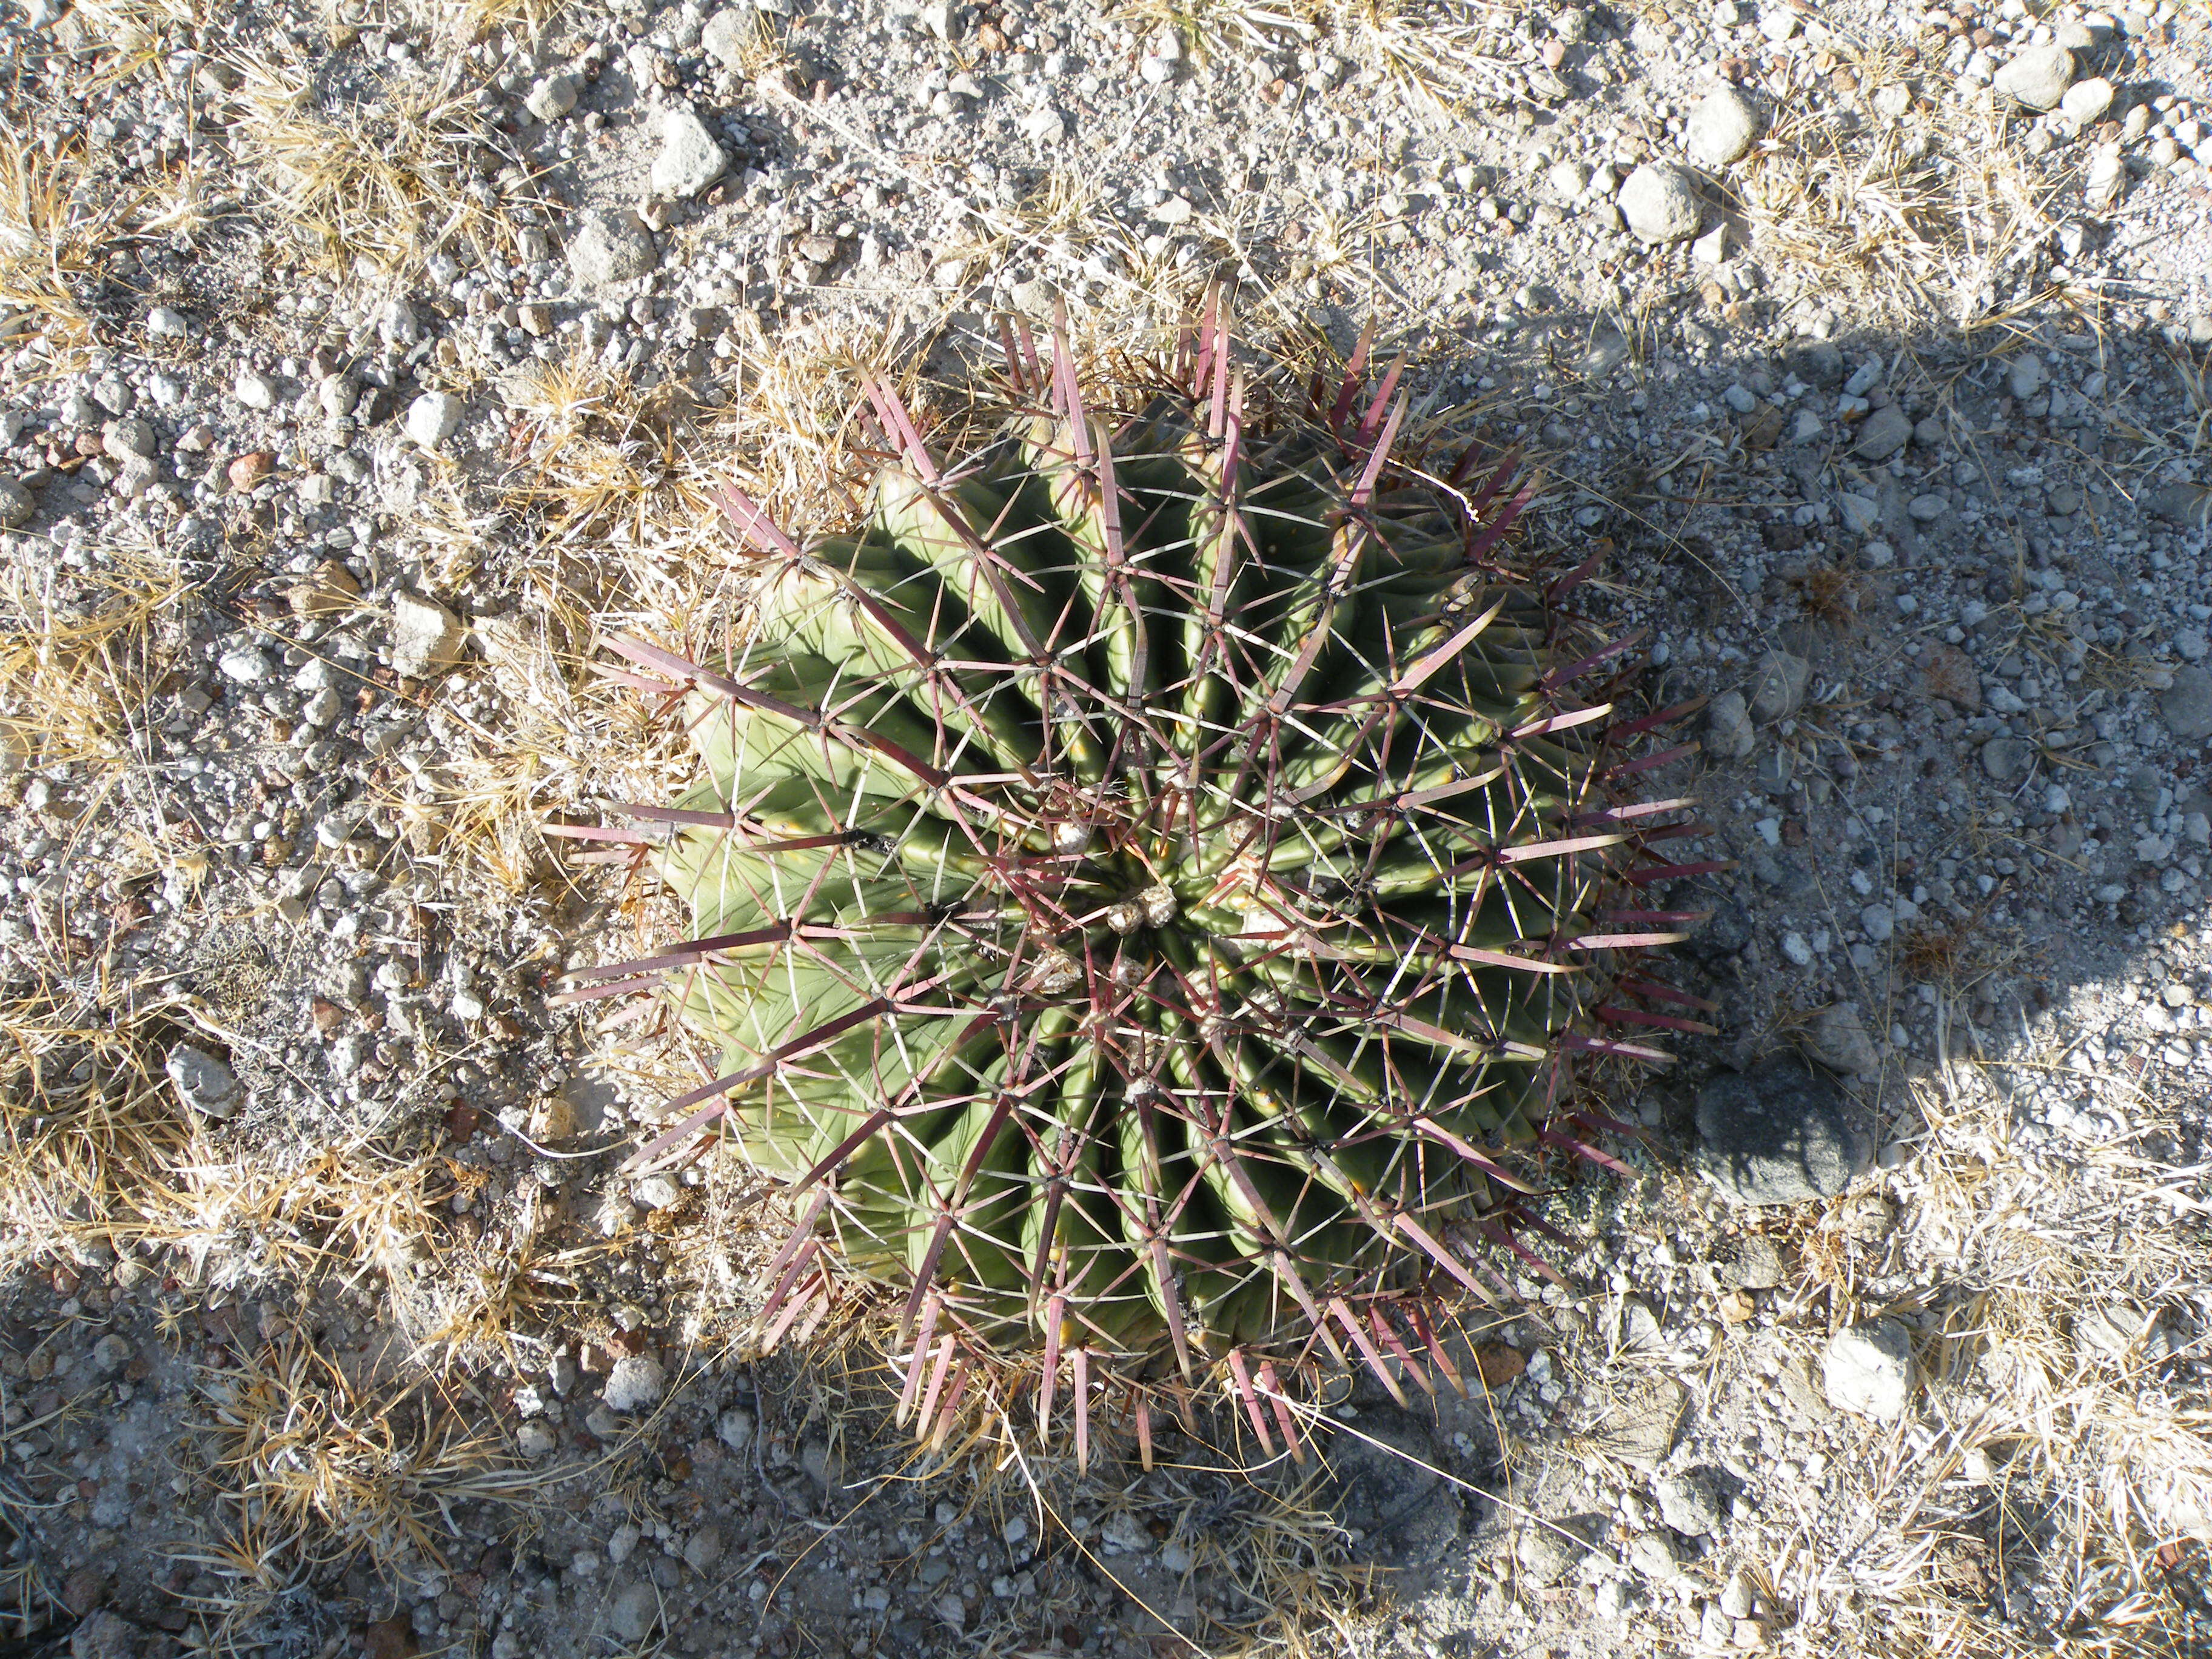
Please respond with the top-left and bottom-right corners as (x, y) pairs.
(559, 315), (1718, 1449)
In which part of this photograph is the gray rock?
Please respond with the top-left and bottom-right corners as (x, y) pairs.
(2007, 353), (2048, 400)
(1807, 1001), (1880, 1076)
(1852, 404), (1913, 460)
(0, 477), (34, 528)
(1517, 1514), (1604, 1586)
(717, 1406), (755, 1454)
(607, 1581), (659, 1646)
(1654, 1466), (1726, 1536)
(2060, 76), (2114, 124)
(1627, 1530), (1682, 1580)
(1706, 689), (1755, 760)
(525, 72), (579, 121)
(1715, 1233), (1783, 1290)
(1822, 1320), (1914, 1419)
(388, 591), (466, 679)
(566, 210), (659, 285)
(2160, 667), (2212, 740)
(602, 1354), (666, 1413)
(516, 1421), (557, 1458)
(651, 109), (729, 199)
(1321, 1406), (1463, 1566)
(70, 1611), (141, 1659)
(1836, 492), (1880, 535)
(2145, 481), (2211, 530)
(1992, 44), (2076, 111)
(1684, 87), (1760, 166)
(702, 8), (757, 68)
(1981, 736), (2026, 780)
(1747, 649), (1811, 723)
(1695, 1056), (1874, 1206)
(102, 417), (156, 458)
(1618, 163), (1701, 243)
(166, 1045), (239, 1119)
(682, 1526), (723, 1572)
(404, 391), (464, 451)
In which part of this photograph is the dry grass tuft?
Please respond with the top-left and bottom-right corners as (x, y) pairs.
(178, 1333), (546, 1610)
(1739, 43), (2061, 329)
(1110, 0), (1509, 116)
(0, 976), (200, 1282)
(0, 543), (186, 779)
(226, 53), (550, 278)
(0, 139), (138, 353)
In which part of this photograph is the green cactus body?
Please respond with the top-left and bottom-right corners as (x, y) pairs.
(568, 320), (1717, 1443)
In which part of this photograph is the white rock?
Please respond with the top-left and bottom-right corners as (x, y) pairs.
(146, 306), (188, 338)
(388, 591), (466, 679)
(602, 1354), (667, 1413)
(1684, 86), (1760, 166)
(2060, 76), (2114, 125)
(1618, 164), (1701, 243)
(525, 72), (579, 121)
(166, 1045), (240, 1119)
(702, 8), (757, 69)
(2007, 354), (2048, 401)
(1822, 1321), (1914, 1420)
(405, 391), (465, 450)
(233, 371), (277, 411)
(102, 417), (156, 459)
(566, 210), (659, 284)
(717, 1407), (755, 1453)
(217, 645), (272, 683)
(919, 0), (962, 41)
(516, 1421), (557, 1458)
(1992, 44), (2076, 111)
(651, 109), (729, 199)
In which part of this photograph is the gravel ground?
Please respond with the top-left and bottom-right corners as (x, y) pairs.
(3, 0), (2212, 1656)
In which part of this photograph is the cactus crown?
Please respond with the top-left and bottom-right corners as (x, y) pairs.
(560, 312), (1717, 1457)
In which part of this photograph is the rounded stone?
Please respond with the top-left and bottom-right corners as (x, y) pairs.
(1694, 1056), (1874, 1207)
(1684, 86), (1761, 167)
(1822, 1320), (1914, 1419)
(565, 209), (659, 285)
(1992, 44), (2076, 111)
(2060, 76), (2114, 125)
(601, 1354), (666, 1413)
(1618, 163), (1702, 243)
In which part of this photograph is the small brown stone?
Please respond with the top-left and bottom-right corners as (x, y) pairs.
(1474, 1342), (1527, 1387)
(309, 998), (347, 1036)
(363, 1614), (418, 1659)
(1718, 1288), (1757, 1324)
(288, 558), (360, 619)
(1919, 642), (1982, 712)
(59, 1562), (109, 1616)
(227, 451), (276, 491)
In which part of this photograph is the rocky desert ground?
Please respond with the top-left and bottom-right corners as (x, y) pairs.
(2, 0), (2211, 1657)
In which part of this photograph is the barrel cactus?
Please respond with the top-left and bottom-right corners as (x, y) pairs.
(560, 312), (1715, 1455)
